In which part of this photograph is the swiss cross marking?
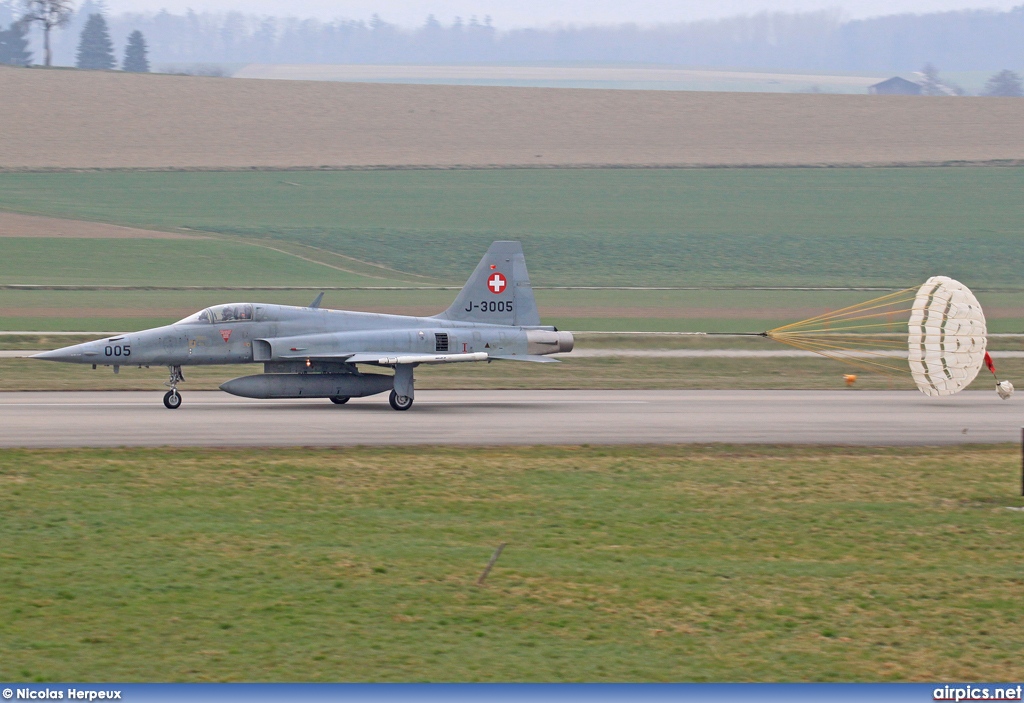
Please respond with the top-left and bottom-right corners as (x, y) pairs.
(487, 272), (507, 294)
(220, 329), (232, 342)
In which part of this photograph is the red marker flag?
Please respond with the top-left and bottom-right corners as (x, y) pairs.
(984, 352), (996, 375)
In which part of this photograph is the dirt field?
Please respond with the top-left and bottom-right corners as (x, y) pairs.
(0, 212), (192, 238)
(3, 66), (1024, 170)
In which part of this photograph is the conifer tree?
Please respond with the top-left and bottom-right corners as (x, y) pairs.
(122, 29), (148, 72)
(982, 70), (1023, 97)
(75, 12), (114, 69)
(0, 20), (32, 65)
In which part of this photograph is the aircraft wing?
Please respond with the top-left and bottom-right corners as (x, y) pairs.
(275, 350), (488, 365)
(267, 345), (491, 365)
(346, 352), (489, 365)
(272, 351), (358, 361)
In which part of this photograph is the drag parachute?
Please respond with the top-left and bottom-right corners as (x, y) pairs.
(766, 276), (999, 398)
(907, 276), (986, 396)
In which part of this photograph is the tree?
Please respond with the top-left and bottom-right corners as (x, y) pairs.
(21, 0), (72, 67)
(0, 20), (32, 65)
(919, 63), (945, 95)
(122, 28), (148, 72)
(917, 63), (964, 96)
(75, 11), (112, 69)
(982, 69), (1023, 97)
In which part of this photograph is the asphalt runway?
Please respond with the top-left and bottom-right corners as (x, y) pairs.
(0, 390), (1019, 448)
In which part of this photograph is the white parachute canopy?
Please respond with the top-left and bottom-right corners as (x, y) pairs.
(766, 275), (991, 398)
(908, 276), (987, 397)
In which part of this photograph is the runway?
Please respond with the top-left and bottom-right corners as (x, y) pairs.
(0, 390), (1019, 448)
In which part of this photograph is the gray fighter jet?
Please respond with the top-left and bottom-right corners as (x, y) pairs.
(33, 241), (573, 410)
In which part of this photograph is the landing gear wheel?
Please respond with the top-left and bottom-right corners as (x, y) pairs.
(389, 390), (413, 411)
(163, 390), (182, 409)
(329, 396), (350, 405)
(163, 365), (184, 409)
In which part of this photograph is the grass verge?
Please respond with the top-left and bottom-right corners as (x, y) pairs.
(1, 445), (1022, 681)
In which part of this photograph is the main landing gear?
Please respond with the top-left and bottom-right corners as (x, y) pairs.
(389, 363), (414, 411)
(389, 390), (413, 411)
(329, 396), (350, 405)
(163, 365), (184, 409)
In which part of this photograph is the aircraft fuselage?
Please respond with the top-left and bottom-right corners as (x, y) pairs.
(36, 304), (562, 368)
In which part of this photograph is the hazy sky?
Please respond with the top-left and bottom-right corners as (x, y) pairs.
(101, 0), (1021, 26)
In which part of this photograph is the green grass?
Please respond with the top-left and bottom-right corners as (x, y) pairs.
(0, 238), (412, 287)
(1, 445), (1022, 681)
(1, 168), (1023, 287)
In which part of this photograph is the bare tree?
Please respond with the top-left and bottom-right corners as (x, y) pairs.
(919, 63), (941, 94)
(915, 63), (964, 96)
(22, 0), (73, 66)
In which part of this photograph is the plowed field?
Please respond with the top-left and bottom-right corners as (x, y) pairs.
(3, 66), (1024, 170)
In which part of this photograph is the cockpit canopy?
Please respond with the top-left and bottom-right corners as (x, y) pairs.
(176, 303), (255, 325)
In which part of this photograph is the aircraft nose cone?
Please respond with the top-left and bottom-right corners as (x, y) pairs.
(31, 348), (71, 361)
(31, 344), (91, 362)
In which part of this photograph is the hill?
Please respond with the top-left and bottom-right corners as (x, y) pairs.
(3, 66), (1024, 170)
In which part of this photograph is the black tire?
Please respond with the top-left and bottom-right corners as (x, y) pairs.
(389, 390), (413, 411)
(329, 396), (350, 405)
(163, 390), (182, 409)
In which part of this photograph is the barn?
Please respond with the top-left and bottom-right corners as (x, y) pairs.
(869, 76), (923, 95)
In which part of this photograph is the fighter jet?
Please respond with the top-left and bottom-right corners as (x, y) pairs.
(32, 241), (573, 411)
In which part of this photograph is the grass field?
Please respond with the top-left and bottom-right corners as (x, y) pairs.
(1, 169), (1024, 288)
(0, 238), (414, 288)
(2, 445), (1022, 681)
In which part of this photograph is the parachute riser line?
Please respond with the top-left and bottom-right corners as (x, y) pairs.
(767, 287), (917, 334)
(764, 276), (993, 397)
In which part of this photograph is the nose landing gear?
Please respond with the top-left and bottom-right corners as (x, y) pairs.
(163, 365), (185, 409)
(163, 390), (182, 409)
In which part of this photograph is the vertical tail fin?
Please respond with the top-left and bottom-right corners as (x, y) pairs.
(435, 241), (541, 327)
